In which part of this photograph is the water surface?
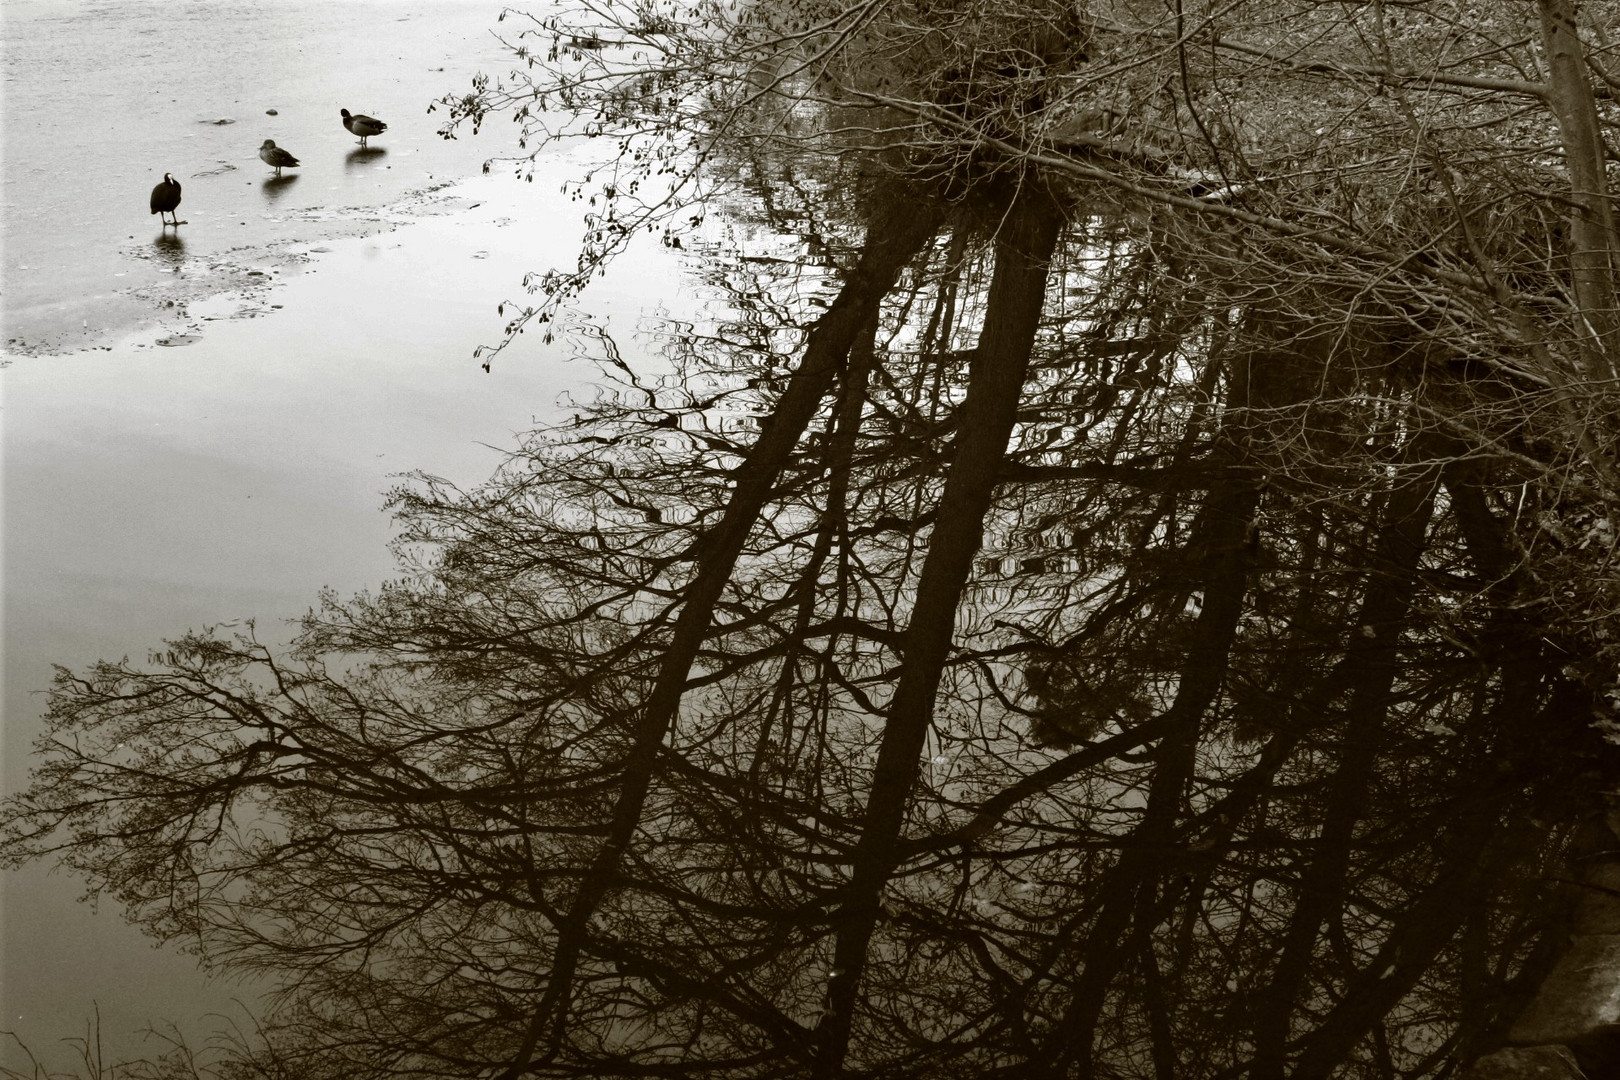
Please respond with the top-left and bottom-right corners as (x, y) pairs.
(3, 1), (692, 1068)
(4, 0), (515, 351)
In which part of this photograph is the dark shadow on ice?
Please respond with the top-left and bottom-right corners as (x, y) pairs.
(346, 146), (387, 170)
(261, 174), (300, 202)
(152, 231), (186, 264)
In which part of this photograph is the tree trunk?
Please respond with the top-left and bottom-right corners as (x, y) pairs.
(494, 192), (947, 1076)
(1538, 0), (1620, 378)
(1043, 469), (1262, 1079)
(812, 187), (1066, 1078)
(1248, 443), (1444, 1079)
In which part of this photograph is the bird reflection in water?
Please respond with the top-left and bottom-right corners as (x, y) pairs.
(152, 231), (186, 265)
(261, 173), (300, 203)
(346, 146), (387, 170)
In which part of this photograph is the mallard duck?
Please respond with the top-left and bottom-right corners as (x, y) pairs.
(259, 139), (300, 176)
(341, 109), (387, 147)
(149, 173), (183, 227)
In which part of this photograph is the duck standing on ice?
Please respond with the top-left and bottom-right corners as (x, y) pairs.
(258, 139), (300, 176)
(341, 109), (387, 147)
(149, 172), (184, 226)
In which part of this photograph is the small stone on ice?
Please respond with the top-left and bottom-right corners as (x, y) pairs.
(266, 109), (278, 115)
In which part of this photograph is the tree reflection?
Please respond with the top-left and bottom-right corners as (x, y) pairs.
(10, 0), (1620, 1076)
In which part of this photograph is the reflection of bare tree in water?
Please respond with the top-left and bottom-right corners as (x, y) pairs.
(11, 0), (1620, 1077)
(8, 182), (1616, 1075)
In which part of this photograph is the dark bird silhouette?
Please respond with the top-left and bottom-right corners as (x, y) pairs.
(341, 109), (387, 147)
(149, 173), (184, 227)
(258, 139), (300, 176)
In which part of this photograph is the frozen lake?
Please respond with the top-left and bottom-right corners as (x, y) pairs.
(3, 0), (689, 1067)
(6, 0), (510, 353)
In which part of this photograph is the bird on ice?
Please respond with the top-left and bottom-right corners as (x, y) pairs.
(149, 173), (184, 226)
(259, 139), (300, 176)
(341, 109), (387, 147)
